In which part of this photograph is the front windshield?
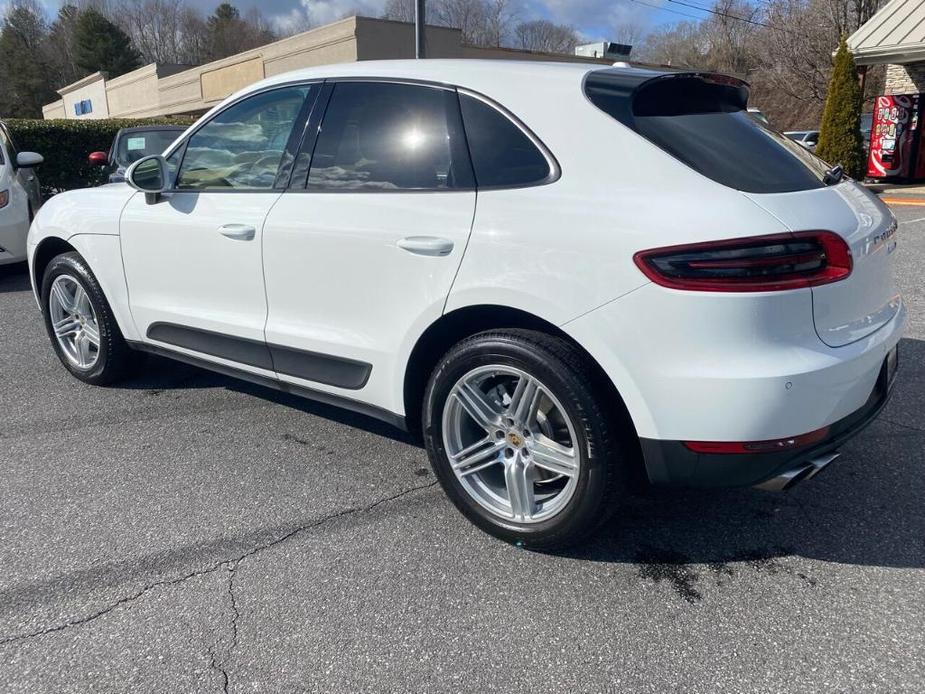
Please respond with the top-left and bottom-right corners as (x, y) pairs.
(115, 130), (181, 167)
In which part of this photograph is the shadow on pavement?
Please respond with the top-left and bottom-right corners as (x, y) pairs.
(561, 336), (925, 590)
(117, 354), (419, 446)
(0, 262), (31, 293)
(116, 338), (924, 578)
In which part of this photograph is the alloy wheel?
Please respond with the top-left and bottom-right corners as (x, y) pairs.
(48, 275), (101, 370)
(442, 365), (580, 523)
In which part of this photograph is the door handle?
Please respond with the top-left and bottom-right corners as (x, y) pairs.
(397, 236), (454, 257)
(218, 224), (256, 241)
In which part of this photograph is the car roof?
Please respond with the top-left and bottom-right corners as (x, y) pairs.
(239, 59), (671, 98)
(117, 125), (188, 135)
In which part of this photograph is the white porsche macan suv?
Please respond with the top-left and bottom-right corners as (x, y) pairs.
(27, 61), (905, 548)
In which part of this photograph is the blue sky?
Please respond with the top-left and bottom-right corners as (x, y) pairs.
(248, 0), (688, 42)
(18, 0), (701, 43)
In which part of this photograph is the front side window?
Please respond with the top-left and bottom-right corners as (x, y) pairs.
(177, 85), (311, 190)
(458, 94), (552, 188)
(307, 82), (473, 191)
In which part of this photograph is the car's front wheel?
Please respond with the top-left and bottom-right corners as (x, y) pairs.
(41, 251), (137, 385)
(423, 329), (629, 550)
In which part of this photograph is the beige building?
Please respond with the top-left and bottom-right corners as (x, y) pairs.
(42, 16), (609, 121)
(848, 0), (925, 93)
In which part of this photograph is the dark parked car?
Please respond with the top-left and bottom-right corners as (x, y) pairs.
(89, 126), (187, 183)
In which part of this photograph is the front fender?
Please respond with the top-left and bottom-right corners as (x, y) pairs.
(27, 186), (139, 340)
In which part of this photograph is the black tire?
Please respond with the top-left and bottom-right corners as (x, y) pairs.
(423, 329), (631, 550)
(41, 251), (137, 385)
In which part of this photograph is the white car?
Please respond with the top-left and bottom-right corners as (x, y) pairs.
(0, 121), (43, 265)
(27, 61), (905, 548)
(784, 130), (820, 152)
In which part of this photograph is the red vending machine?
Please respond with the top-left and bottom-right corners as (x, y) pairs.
(867, 93), (925, 180)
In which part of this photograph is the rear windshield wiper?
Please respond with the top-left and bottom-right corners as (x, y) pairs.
(823, 165), (844, 186)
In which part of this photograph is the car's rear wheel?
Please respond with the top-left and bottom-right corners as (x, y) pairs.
(423, 329), (628, 550)
(41, 252), (137, 385)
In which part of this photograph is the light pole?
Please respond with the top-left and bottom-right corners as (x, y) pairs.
(415, 0), (426, 59)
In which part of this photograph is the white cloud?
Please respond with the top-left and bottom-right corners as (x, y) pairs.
(523, 0), (659, 42)
(299, 0), (385, 25)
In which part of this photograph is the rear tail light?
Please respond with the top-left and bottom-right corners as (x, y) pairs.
(684, 426), (830, 454)
(633, 231), (852, 292)
(0, 190), (8, 208)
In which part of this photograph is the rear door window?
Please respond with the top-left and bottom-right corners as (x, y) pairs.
(458, 94), (552, 188)
(307, 81), (473, 191)
(586, 72), (830, 194)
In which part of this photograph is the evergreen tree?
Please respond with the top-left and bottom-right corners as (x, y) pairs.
(0, 4), (56, 118)
(816, 36), (865, 179)
(207, 3), (245, 60)
(48, 5), (83, 88)
(73, 8), (141, 78)
(206, 3), (274, 61)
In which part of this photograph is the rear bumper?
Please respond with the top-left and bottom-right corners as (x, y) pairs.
(639, 348), (897, 488)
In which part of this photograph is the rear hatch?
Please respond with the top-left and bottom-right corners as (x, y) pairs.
(585, 69), (901, 347)
(745, 183), (900, 347)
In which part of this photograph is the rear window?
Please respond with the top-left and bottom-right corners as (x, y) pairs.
(116, 130), (182, 167)
(585, 72), (830, 194)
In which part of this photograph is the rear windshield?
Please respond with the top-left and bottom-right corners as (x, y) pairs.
(116, 130), (182, 167)
(585, 72), (830, 194)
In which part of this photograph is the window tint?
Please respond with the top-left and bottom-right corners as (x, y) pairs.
(585, 71), (829, 194)
(177, 86), (310, 190)
(308, 82), (473, 191)
(633, 111), (828, 193)
(458, 94), (551, 188)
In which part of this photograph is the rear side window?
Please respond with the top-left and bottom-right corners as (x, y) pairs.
(459, 94), (552, 188)
(586, 72), (830, 194)
(308, 82), (473, 191)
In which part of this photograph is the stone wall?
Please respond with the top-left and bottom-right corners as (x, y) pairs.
(885, 62), (925, 94)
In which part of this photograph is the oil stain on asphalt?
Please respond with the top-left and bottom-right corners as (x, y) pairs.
(636, 546), (818, 603)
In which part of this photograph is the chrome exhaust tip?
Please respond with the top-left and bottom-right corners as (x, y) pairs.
(755, 452), (840, 492)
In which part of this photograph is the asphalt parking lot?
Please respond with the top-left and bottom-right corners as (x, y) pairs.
(1, 203), (923, 693)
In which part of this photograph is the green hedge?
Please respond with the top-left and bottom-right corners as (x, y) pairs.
(5, 117), (196, 198)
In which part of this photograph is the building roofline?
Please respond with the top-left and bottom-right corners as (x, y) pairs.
(57, 71), (108, 96)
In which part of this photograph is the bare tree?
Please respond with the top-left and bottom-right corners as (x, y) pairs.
(382, 0), (415, 23)
(382, 0), (514, 47)
(514, 19), (579, 54)
(612, 20), (646, 49)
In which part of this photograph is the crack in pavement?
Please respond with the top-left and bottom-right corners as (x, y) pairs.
(206, 563), (239, 694)
(0, 480), (438, 648)
(208, 643), (231, 694)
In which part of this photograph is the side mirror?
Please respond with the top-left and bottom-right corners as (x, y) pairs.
(126, 154), (167, 203)
(16, 152), (43, 168)
(88, 151), (108, 166)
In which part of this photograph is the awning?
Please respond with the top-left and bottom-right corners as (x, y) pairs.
(848, 0), (925, 65)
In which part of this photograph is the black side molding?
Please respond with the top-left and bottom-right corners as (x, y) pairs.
(128, 340), (405, 431)
(147, 322), (273, 370)
(146, 322), (372, 390)
(269, 344), (371, 390)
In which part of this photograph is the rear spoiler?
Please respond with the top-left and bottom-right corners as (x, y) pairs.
(584, 69), (750, 128)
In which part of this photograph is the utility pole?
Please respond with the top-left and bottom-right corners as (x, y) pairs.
(415, 0), (426, 59)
